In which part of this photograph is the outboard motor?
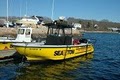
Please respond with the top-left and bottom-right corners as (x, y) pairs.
(79, 38), (88, 43)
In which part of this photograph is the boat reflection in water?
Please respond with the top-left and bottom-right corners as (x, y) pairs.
(15, 53), (93, 80)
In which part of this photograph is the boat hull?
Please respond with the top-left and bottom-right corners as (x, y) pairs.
(0, 42), (13, 50)
(13, 43), (94, 61)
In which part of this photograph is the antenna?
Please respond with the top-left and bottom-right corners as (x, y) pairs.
(51, 0), (55, 20)
(6, 0), (9, 28)
(25, 0), (27, 16)
(20, 0), (21, 19)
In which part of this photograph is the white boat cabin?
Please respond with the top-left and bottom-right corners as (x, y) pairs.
(0, 27), (32, 42)
(15, 27), (32, 42)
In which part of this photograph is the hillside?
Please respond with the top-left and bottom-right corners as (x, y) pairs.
(67, 17), (120, 31)
(0, 16), (120, 31)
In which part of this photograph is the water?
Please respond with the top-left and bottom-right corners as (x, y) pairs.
(0, 33), (120, 80)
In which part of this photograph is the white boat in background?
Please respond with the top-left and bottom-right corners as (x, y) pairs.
(16, 15), (39, 25)
(0, 27), (32, 43)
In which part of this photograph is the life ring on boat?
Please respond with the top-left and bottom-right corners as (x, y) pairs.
(73, 39), (80, 45)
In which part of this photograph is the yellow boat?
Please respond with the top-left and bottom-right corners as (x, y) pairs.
(0, 27), (32, 50)
(12, 19), (94, 61)
(0, 42), (13, 50)
(0, 27), (32, 60)
(13, 43), (94, 61)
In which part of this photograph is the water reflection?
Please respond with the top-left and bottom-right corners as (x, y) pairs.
(15, 53), (94, 80)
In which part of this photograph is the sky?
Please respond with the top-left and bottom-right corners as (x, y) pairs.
(0, 0), (120, 22)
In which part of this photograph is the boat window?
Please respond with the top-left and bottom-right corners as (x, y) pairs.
(18, 29), (24, 34)
(26, 29), (31, 35)
(65, 29), (71, 35)
(53, 29), (59, 35)
(31, 17), (36, 20)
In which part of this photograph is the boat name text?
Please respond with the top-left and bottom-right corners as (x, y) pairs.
(54, 50), (75, 56)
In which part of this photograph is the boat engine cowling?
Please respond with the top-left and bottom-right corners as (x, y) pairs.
(79, 38), (88, 43)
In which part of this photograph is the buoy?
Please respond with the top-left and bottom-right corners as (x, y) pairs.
(73, 39), (80, 45)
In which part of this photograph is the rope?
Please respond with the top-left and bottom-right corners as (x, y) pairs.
(22, 42), (28, 63)
(64, 45), (69, 60)
(85, 43), (88, 55)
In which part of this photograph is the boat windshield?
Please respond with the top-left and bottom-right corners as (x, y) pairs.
(31, 17), (37, 20)
(18, 29), (24, 34)
(52, 28), (71, 36)
(25, 29), (31, 35)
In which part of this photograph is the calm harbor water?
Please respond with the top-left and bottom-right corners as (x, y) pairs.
(0, 32), (120, 80)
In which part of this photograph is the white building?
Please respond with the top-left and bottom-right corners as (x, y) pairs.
(72, 23), (82, 30)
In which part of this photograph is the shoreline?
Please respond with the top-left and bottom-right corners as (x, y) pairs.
(0, 27), (118, 37)
(80, 30), (119, 34)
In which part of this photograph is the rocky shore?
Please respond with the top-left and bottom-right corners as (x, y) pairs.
(0, 26), (81, 38)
